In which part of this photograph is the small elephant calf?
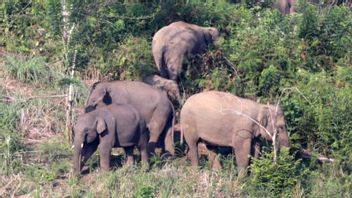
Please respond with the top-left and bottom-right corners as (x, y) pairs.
(72, 104), (148, 175)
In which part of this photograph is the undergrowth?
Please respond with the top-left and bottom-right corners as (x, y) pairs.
(1, 0), (352, 197)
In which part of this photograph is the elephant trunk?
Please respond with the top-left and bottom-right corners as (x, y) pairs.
(73, 140), (83, 175)
(278, 132), (290, 147)
(280, 138), (290, 147)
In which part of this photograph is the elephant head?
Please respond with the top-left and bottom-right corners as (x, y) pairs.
(142, 74), (181, 104)
(255, 105), (290, 147)
(85, 82), (112, 112)
(205, 27), (220, 46)
(72, 112), (110, 175)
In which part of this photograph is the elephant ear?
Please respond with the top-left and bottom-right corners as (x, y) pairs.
(255, 106), (269, 137)
(206, 27), (219, 45)
(96, 117), (107, 134)
(204, 29), (213, 45)
(97, 88), (109, 104)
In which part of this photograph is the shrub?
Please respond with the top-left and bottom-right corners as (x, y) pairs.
(282, 70), (352, 171)
(86, 35), (156, 81)
(246, 148), (306, 197)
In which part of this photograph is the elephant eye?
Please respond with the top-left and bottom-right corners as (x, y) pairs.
(277, 126), (284, 132)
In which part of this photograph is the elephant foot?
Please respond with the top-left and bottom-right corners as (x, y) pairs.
(140, 161), (150, 172)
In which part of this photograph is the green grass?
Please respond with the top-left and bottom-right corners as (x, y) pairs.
(4, 55), (60, 85)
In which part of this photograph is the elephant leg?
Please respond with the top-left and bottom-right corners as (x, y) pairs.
(124, 146), (134, 166)
(165, 53), (183, 82)
(234, 138), (251, 171)
(147, 110), (168, 157)
(147, 123), (162, 157)
(81, 139), (99, 166)
(188, 141), (199, 167)
(184, 126), (199, 167)
(163, 123), (175, 156)
(140, 133), (149, 164)
(99, 146), (112, 171)
(152, 46), (169, 79)
(251, 138), (260, 159)
(207, 146), (221, 170)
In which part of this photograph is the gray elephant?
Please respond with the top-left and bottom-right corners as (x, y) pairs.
(273, 0), (296, 14)
(85, 80), (175, 157)
(152, 21), (220, 82)
(143, 74), (181, 104)
(73, 104), (148, 174)
(180, 91), (290, 171)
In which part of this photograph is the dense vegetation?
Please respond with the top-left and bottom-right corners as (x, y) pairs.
(1, 0), (351, 197)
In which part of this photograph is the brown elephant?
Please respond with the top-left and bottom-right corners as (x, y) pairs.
(143, 74), (182, 104)
(73, 104), (148, 175)
(180, 91), (290, 171)
(273, 0), (296, 14)
(152, 21), (220, 82)
(85, 80), (175, 158)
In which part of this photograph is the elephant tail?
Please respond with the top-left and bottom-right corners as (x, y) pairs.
(169, 99), (175, 147)
(180, 123), (184, 145)
(158, 47), (169, 79)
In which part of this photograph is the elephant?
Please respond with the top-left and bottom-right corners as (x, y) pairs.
(142, 74), (182, 105)
(85, 80), (175, 157)
(180, 91), (290, 171)
(73, 104), (148, 175)
(273, 0), (296, 14)
(152, 21), (220, 82)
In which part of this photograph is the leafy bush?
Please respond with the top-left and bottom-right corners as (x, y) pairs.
(246, 148), (306, 197)
(107, 36), (155, 80)
(282, 69), (352, 171)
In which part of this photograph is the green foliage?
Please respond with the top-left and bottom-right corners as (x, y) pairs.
(281, 69), (352, 171)
(106, 36), (155, 80)
(297, 0), (319, 40)
(318, 6), (352, 61)
(25, 165), (56, 184)
(1, 0), (352, 197)
(308, 165), (352, 197)
(258, 64), (281, 96)
(246, 148), (306, 197)
(136, 186), (155, 198)
(223, 8), (300, 97)
(4, 55), (59, 85)
(0, 87), (24, 175)
(44, 0), (62, 36)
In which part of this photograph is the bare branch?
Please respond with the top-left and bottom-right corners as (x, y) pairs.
(1, 94), (68, 102)
(214, 106), (273, 139)
(223, 56), (239, 77)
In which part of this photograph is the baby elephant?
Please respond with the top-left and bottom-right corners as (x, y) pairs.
(180, 91), (290, 171)
(73, 104), (148, 175)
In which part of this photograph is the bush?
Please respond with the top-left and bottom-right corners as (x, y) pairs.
(282, 69), (352, 171)
(246, 148), (306, 197)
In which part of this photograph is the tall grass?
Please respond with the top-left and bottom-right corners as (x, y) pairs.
(4, 55), (59, 85)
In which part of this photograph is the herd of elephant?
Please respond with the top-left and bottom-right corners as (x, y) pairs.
(73, 20), (291, 176)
